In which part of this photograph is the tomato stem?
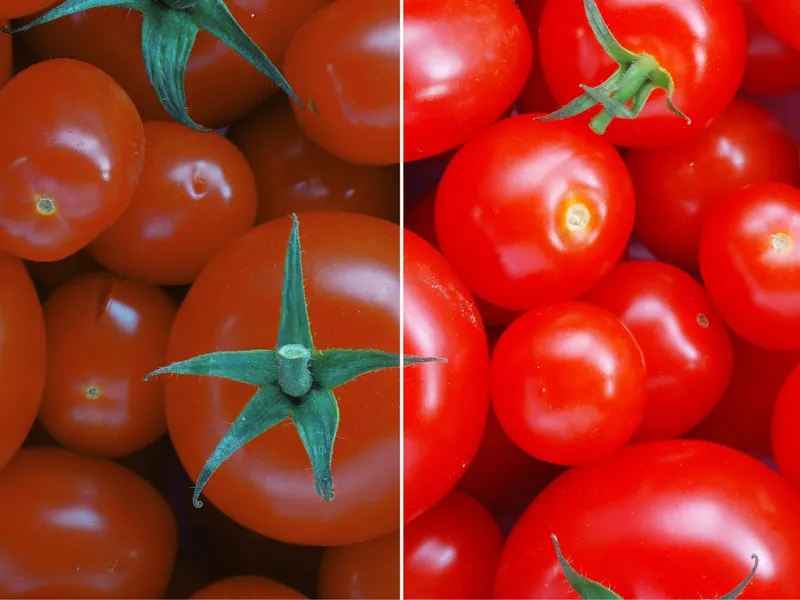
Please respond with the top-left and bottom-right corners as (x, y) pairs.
(277, 344), (313, 398)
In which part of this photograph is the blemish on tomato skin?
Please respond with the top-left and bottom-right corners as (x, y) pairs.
(696, 313), (709, 328)
(770, 232), (791, 253)
(565, 203), (591, 232)
(35, 196), (56, 216)
(85, 385), (101, 400)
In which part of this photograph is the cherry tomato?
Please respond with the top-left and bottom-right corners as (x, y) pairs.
(628, 98), (799, 271)
(0, 447), (178, 598)
(752, 0), (800, 51)
(191, 576), (306, 600)
(227, 97), (399, 224)
(318, 531), (399, 600)
(404, 0), (532, 162)
(0, 23), (10, 86)
(741, 0), (800, 95)
(88, 121), (257, 286)
(0, 58), (145, 262)
(0, 0), (55, 19)
(773, 363), (800, 493)
(25, 250), (103, 292)
(515, 0), (558, 114)
(284, 0), (400, 165)
(435, 116), (634, 312)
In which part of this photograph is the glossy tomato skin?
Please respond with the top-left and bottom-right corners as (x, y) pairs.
(404, 0), (532, 162)
(0, 252), (45, 471)
(318, 531), (399, 600)
(539, 0), (746, 148)
(741, 0), (800, 95)
(773, 363), (800, 492)
(0, 59), (145, 262)
(0, 447), (178, 598)
(227, 97), (399, 224)
(166, 212), (400, 546)
(404, 230), (491, 522)
(191, 576), (306, 599)
(405, 491), (503, 600)
(0, 0), (55, 19)
(284, 0), (399, 165)
(628, 98), (799, 271)
(496, 440), (800, 599)
(752, 0), (800, 51)
(699, 182), (800, 350)
(515, 0), (558, 114)
(435, 116), (634, 312)
(89, 121), (257, 286)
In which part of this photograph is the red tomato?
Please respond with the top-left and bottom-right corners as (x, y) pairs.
(284, 0), (400, 165)
(628, 98), (799, 271)
(0, 252), (45, 471)
(0, 0), (55, 19)
(515, 0), (558, 114)
(497, 440), (800, 598)
(0, 23), (10, 86)
(191, 576), (306, 600)
(699, 182), (800, 350)
(88, 121), (257, 286)
(435, 116), (634, 312)
(0, 59), (145, 262)
(227, 97), (399, 224)
(0, 447), (178, 598)
(752, 0), (800, 51)
(404, 0), (532, 161)
(773, 363), (800, 493)
(404, 230), (491, 523)
(539, 0), (746, 147)
(25, 250), (103, 291)
(40, 273), (177, 457)
(741, 0), (800, 95)
(318, 531), (399, 600)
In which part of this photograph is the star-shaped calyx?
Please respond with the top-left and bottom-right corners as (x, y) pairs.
(144, 214), (444, 505)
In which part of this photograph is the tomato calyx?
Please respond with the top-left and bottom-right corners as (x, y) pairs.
(537, 0), (691, 135)
(550, 534), (760, 599)
(2, 0), (302, 131)
(144, 214), (444, 504)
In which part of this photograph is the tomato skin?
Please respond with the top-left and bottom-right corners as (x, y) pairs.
(435, 116), (634, 312)
(539, 0), (746, 148)
(284, 0), (399, 165)
(628, 98), (799, 271)
(741, 0), (800, 95)
(0, 0), (55, 19)
(0, 447), (178, 598)
(405, 491), (503, 600)
(89, 122), (257, 286)
(515, 0), (558, 114)
(0, 23), (10, 87)
(752, 0), (800, 51)
(191, 576), (306, 599)
(227, 97), (399, 224)
(318, 531), (399, 600)
(496, 440), (800, 599)
(773, 363), (800, 492)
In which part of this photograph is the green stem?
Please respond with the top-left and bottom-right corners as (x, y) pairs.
(589, 56), (656, 134)
(277, 344), (313, 398)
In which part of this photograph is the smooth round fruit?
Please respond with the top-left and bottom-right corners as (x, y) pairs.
(752, 0), (800, 52)
(318, 531), (399, 600)
(0, 0), (56, 19)
(741, 0), (800, 96)
(191, 576), (306, 599)
(772, 363), (800, 493)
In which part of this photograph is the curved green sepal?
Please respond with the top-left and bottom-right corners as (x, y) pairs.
(1, 0), (149, 34)
(720, 554), (759, 599)
(192, 385), (293, 508)
(143, 349), (277, 388)
(583, 0), (636, 65)
(580, 84), (634, 118)
(649, 67), (691, 124)
(551, 535), (622, 600)
(311, 348), (446, 390)
(293, 387), (339, 501)
(535, 72), (622, 122)
(277, 214), (314, 350)
(163, 0), (204, 8)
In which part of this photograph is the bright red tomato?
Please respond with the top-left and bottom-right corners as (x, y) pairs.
(752, 0), (800, 51)
(741, 0), (800, 95)
(404, 0), (532, 162)
(88, 121), (257, 286)
(496, 440), (800, 599)
(0, 447), (178, 598)
(628, 98), (799, 271)
(0, 0), (55, 19)
(773, 363), (800, 493)
(405, 491), (503, 600)
(435, 116), (634, 312)
(515, 0), (558, 114)
(699, 182), (800, 350)
(191, 576), (306, 600)
(0, 24), (10, 86)
(318, 531), (399, 600)
(539, 0), (746, 148)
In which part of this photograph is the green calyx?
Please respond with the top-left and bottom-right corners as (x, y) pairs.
(144, 214), (445, 505)
(537, 0), (690, 135)
(2, 0), (303, 131)
(551, 534), (760, 600)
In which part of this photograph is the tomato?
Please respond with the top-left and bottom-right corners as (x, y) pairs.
(773, 363), (800, 493)
(628, 98), (799, 271)
(741, 0), (800, 95)
(539, 0), (746, 148)
(284, 0), (399, 165)
(0, 252), (45, 471)
(405, 491), (503, 600)
(404, 0), (532, 162)
(191, 576), (306, 599)
(699, 182), (800, 350)
(0, 447), (177, 598)
(404, 230), (491, 522)
(88, 121), (257, 286)
(515, 0), (558, 114)
(318, 531), (399, 599)
(435, 116), (634, 312)
(752, 0), (800, 52)
(496, 440), (800, 599)
(0, 59), (145, 262)
(0, 0), (55, 19)
(0, 23), (10, 86)
(227, 97), (399, 224)
(25, 249), (103, 292)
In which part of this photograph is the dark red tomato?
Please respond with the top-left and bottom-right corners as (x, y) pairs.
(404, 0), (532, 161)
(752, 0), (800, 51)
(435, 116), (634, 312)
(0, 447), (178, 598)
(40, 273), (177, 457)
(191, 576), (306, 599)
(496, 440), (800, 599)
(0, 0), (55, 19)
(17, 1), (328, 129)
(318, 531), (399, 600)
(699, 182), (800, 350)
(404, 230), (491, 523)
(628, 98), (799, 271)
(405, 491), (502, 600)
(284, 0), (400, 165)
(773, 363), (800, 493)
(539, 0), (746, 148)
(227, 97), (399, 224)
(741, 0), (800, 95)
(515, 0), (558, 114)
(0, 252), (45, 471)
(582, 261), (734, 442)
(88, 121), (257, 286)
(0, 59), (145, 262)
(25, 249), (103, 291)
(0, 23), (10, 86)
